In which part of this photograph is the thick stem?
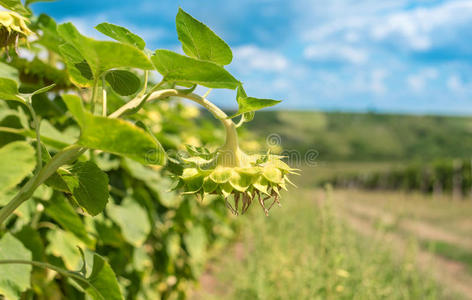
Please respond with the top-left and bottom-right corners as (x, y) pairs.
(172, 92), (243, 166)
(0, 145), (84, 226)
(102, 77), (107, 117)
(137, 70), (148, 98)
(109, 88), (242, 166)
(90, 78), (100, 114)
(109, 89), (178, 118)
(26, 102), (42, 171)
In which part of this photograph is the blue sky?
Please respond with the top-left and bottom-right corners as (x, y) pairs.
(32, 0), (472, 114)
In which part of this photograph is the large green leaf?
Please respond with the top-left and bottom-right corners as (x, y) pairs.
(62, 94), (166, 165)
(0, 62), (19, 84)
(95, 23), (145, 50)
(0, 0), (30, 15)
(14, 226), (45, 261)
(45, 194), (95, 246)
(0, 78), (24, 102)
(25, 0), (56, 6)
(152, 50), (240, 89)
(40, 120), (77, 146)
(107, 198), (151, 247)
(36, 14), (63, 54)
(61, 161), (109, 216)
(0, 233), (32, 300)
(58, 43), (93, 86)
(230, 85), (281, 118)
(57, 23), (153, 78)
(123, 158), (181, 208)
(0, 141), (36, 194)
(105, 70), (141, 96)
(73, 253), (124, 300)
(46, 229), (84, 270)
(176, 8), (232, 65)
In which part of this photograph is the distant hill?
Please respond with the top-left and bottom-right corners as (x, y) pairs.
(243, 111), (472, 162)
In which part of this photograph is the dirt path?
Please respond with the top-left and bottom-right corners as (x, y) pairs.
(189, 242), (245, 300)
(343, 200), (472, 251)
(190, 189), (472, 299)
(331, 193), (472, 299)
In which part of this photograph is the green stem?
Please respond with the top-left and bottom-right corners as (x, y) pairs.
(0, 260), (100, 295)
(90, 78), (100, 114)
(0, 126), (25, 135)
(0, 145), (85, 226)
(137, 70), (148, 98)
(110, 88), (241, 166)
(179, 92), (241, 165)
(26, 101), (42, 171)
(102, 77), (107, 117)
(108, 88), (178, 118)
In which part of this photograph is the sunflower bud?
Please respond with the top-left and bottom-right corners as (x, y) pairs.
(0, 11), (33, 52)
(174, 146), (298, 216)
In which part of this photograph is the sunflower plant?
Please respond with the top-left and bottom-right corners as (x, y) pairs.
(0, 1), (296, 299)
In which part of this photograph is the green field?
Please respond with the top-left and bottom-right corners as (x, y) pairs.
(190, 188), (471, 299)
(187, 113), (472, 299)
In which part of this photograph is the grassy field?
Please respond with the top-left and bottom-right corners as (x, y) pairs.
(190, 188), (465, 300)
(190, 110), (472, 299)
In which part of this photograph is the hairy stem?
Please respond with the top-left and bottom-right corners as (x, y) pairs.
(0, 145), (84, 226)
(90, 77), (100, 114)
(26, 101), (42, 171)
(102, 77), (107, 116)
(109, 88), (240, 164)
(137, 70), (148, 98)
(179, 92), (241, 166)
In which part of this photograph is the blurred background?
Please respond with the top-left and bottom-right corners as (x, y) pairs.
(30, 0), (472, 299)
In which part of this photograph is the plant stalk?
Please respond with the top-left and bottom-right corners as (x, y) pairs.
(110, 88), (242, 166)
(0, 260), (100, 295)
(0, 145), (84, 226)
(26, 101), (42, 171)
(102, 77), (107, 116)
(90, 77), (100, 114)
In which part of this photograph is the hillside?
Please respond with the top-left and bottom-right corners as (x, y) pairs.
(244, 111), (472, 162)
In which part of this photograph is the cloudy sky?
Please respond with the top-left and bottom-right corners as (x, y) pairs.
(32, 0), (472, 114)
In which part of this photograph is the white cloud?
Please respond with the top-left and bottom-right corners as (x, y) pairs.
(447, 75), (465, 92)
(304, 44), (368, 65)
(301, 0), (472, 53)
(233, 45), (289, 72)
(370, 69), (388, 94)
(371, 1), (472, 51)
(407, 68), (438, 91)
(272, 78), (291, 91)
(352, 69), (389, 95)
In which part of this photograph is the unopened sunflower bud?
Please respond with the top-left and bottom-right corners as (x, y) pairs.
(175, 148), (299, 216)
(0, 11), (33, 53)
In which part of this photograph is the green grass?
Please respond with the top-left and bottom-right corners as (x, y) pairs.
(422, 240), (472, 274)
(195, 189), (449, 300)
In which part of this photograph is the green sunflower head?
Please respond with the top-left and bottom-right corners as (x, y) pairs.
(0, 11), (33, 52)
(173, 145), (299, 216)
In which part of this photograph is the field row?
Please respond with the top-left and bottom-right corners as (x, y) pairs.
(190, 188), (468, 299)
